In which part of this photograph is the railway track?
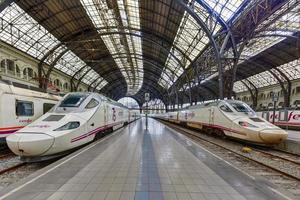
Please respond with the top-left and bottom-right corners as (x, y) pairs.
(161, 120), (300, 196)
(254, 148), (300, 165)
(0, 163), (26, 176)
(0, 152), (15, 160)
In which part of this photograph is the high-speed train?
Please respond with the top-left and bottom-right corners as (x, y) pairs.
(152, 100), (288, 145)
(6, 92), (140, 161)
(0, 81), (60, 142)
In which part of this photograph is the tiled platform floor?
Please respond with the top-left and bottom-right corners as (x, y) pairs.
(0, 118), (295, 200)
(286, 130), (300, 142)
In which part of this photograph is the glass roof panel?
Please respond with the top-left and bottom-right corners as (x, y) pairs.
(159, 1), (224, 89)
(233, 59), (300, 93)
(0, 3), (60, 59)
(205, 0), (246, 21)
(81, 0), (143, 96)
(0, 3), (107, 90)
(233, 81), (248, 93)
(241, 2), (299, 58)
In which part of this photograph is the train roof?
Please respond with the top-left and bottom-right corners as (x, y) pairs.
(0, 80), (61, 101)
(187, 99), (243, 110)
(67, 92), (128, 109)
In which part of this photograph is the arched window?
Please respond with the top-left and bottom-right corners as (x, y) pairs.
(280, 90), (284, 97)
(268, 103), (273, 107)
(63, 82), (69, 90)
(6, 59), (15, 75)
(0, 60), (6, 73)
(16, 64), (20, 77)
(259, 93), (265, 100)
(54, 79), (62, 88)
(23, 67), (34, 80)
(296, 87), (300, 94)
(293, 100), (300, 106)
(278, 102), (284, 107)
(0, 59), (15, 75)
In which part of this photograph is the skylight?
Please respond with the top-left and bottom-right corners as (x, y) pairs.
(234, 59), (300, 93)
(81, 0), (143, 96)
(242, 2), (299, 58)
(158, 0), (244, 89)
(0, 3), (107, 90)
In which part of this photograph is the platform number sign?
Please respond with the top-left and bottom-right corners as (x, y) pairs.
(145, 93), (150, 102)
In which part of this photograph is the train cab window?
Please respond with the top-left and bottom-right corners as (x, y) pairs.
(229, 102), (255, 115)
(59, 94), (89, 107)
(43, 103), (55, 114)
(219, 105), (233, 112)
(16, 100), (34, 116)
(85, 98), (99, 109)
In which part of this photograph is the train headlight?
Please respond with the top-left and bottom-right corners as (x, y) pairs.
(238, 121), (258, 128)
(54, 121), (80, 131)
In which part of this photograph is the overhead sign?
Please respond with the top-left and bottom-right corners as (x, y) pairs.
(145, 93), (150, 102)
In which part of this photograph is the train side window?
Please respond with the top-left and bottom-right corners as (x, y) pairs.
(220, 105), (233, 112)
(43, 103), (55, 114)
(16, 100), (34, 116)
(85, 98), (99, 109)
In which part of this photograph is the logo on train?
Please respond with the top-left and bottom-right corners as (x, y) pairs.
(28, 125), (50, 128)
(112, 108), (116, 121)
(19, 119), (33, 123)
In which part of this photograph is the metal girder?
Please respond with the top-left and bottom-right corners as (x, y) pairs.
(42, 48), (70, 88)
(22, 3), (185, 41)
(88, 76), (101, 91)
(236, 59), (291, 107)
(92, 79), (106, 92)
(74, 68), (92, 91)
(38, 28), (192, 99)
(66, 30), (193, 75)
(270, 68), (291, 107)
(84, 53), (176, 89)
(232, 0), (289, 41)
(70, 65), (87, 91)
(175, 0), (224, 99)
(240, 79), (258, 109)
(102, 80), (166, 105)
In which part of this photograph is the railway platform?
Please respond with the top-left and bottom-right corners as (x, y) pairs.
(286, 130), (300, 142)
(0, 118), (296, 200)
(275, 130), (300, 154)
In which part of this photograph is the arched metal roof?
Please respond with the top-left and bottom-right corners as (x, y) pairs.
(0, 0), (298, 105)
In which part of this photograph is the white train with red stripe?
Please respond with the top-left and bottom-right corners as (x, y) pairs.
(6, 92), (138, 161)
(153, 100), (288, 145)
(0, 81), (60, 141)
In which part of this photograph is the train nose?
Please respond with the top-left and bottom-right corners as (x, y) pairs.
(259, 129), (288, 144)
(6, 133), (54, 156)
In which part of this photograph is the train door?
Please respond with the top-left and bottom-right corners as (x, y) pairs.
(104, 103), (108, 125)
(209, 107), (215, 125)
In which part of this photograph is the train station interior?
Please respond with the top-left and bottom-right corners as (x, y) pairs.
(0, 0), (299, 200)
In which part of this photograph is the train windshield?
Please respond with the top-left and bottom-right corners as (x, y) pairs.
(229, 102), (256, 115)
(59, 94), (89, 107)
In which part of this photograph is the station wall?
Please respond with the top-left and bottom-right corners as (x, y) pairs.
(0, 42), (88, 93)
